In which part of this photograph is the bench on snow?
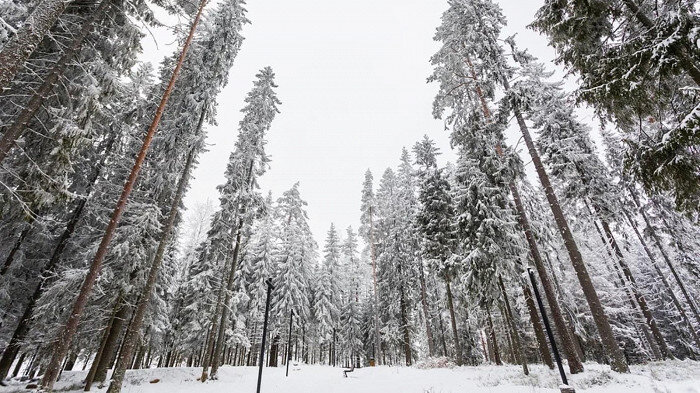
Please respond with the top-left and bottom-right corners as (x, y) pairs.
(343, 365), (355, 378)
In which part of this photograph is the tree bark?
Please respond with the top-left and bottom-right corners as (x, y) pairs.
(445, 278), (463, 365)
(0, 0), (72, 92)
(509, 102), (629, 372)
(623, 209), (700, 351)
(417, 262), (435, 357)
(40, 0), (209, 388)
(399, 287), (412, 366)
(107, 142), (201, 392)
(0, 0), (112, 164)
(521, 284), (554, 369)
(499, 277), (528, 375)
(465, 56), (585, 373)
(91, 300), (129, 385)
(368, 206), (382, 364)
(630, 189), (700, 327)
(0, 226), (30, 276)
(485, 305), (501, 365)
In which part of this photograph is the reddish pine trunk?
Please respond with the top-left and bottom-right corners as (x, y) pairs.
(40, 0), (209, 387)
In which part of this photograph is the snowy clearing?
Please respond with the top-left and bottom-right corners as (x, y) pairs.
(2, 361), (699, 393)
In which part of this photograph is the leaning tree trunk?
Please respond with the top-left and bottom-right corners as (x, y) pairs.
(630, 189), (700, 327)
(0, 134), (115, 381)
(521, 284), (554, 369)
(465, 56), (586, 373)
(499, 277), (528, 375)
(368, 206), (382, 364)
(40, 0), (209, 388)
(623, 209), (700, 351)
(444, 278), (463, 365)
(485, 305), (502, 365)
(0, 0), (73, 92)
(0, 0), (112, 164)
(585, 200), (672, 359)
(106, 143), (202, 393)
(507, 97), (629, 372)
(0, 226), (31, 276)
(89, 299), (130, 387)
(417, 262), (435, 357)
(209, 224), (244, 379)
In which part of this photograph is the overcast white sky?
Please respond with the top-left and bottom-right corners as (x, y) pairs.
(142, 0), (593, 247)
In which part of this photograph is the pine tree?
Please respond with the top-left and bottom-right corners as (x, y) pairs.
(200, 65), (279, 381)
(531, 0), (700, 215)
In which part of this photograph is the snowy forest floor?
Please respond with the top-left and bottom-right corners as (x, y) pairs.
(1, 360), (698, 393)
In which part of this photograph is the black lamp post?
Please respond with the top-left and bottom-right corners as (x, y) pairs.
(527, 268), (575, 393)
(257, 278), (274, 393)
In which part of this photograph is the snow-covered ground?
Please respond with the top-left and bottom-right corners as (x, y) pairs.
(2, 361), (698, 392)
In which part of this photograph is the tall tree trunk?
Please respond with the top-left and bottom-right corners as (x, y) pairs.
(91, 300), (129, 385)
(0, 131), (114, 380)
(444, 278), (463, 365)
(585, 200), (672, 359)
(508, 102), (628, 372)
(40, 0), (209, 387)
(85, 305), (118, 391)
(0, 0), (72, 92)
(417, 262), (435, 357)
(209, 222), (244, 379)
(368, 206), (382, 364)
(465, 56), (586, 373)
(485, 305), (502, 365)
(399, 286), (412, 366)
(0, 227), (30, 276)
(631, 190), (700, 326)
(107, 143), (201, 392)
(0, 0), (112, 164)
(521, 284), (554, 369)
(624, 210), (700, 351)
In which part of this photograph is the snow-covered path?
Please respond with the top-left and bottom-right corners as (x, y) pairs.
(2, 361), (698, 392)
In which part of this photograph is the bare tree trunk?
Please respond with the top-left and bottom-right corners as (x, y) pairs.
(368, 206), (382, 364)
(107, 143), (201, 392)
(499, 278), (528, 374)
(521, 284), (554, 369)
(40, 0), (209, 387)
(631, 190), (700, 327)
(0, 0), (112, 164)
(91, 300), (129, 385)
(465, 56), (586, 373)
(417, 262), (435, 356)
(485, 305), (501, 365)
(399, 286), (413, 366)
(624, 210), (700, 351)
(584, 200), (672, 359)
(0, 0), (72, 92)
(445, 278), (462, 365)
(0, 227), (30, 276)
(508, 102), (628, 372)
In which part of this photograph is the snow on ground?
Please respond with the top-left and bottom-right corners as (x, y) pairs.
(2, 360), (698, 393)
